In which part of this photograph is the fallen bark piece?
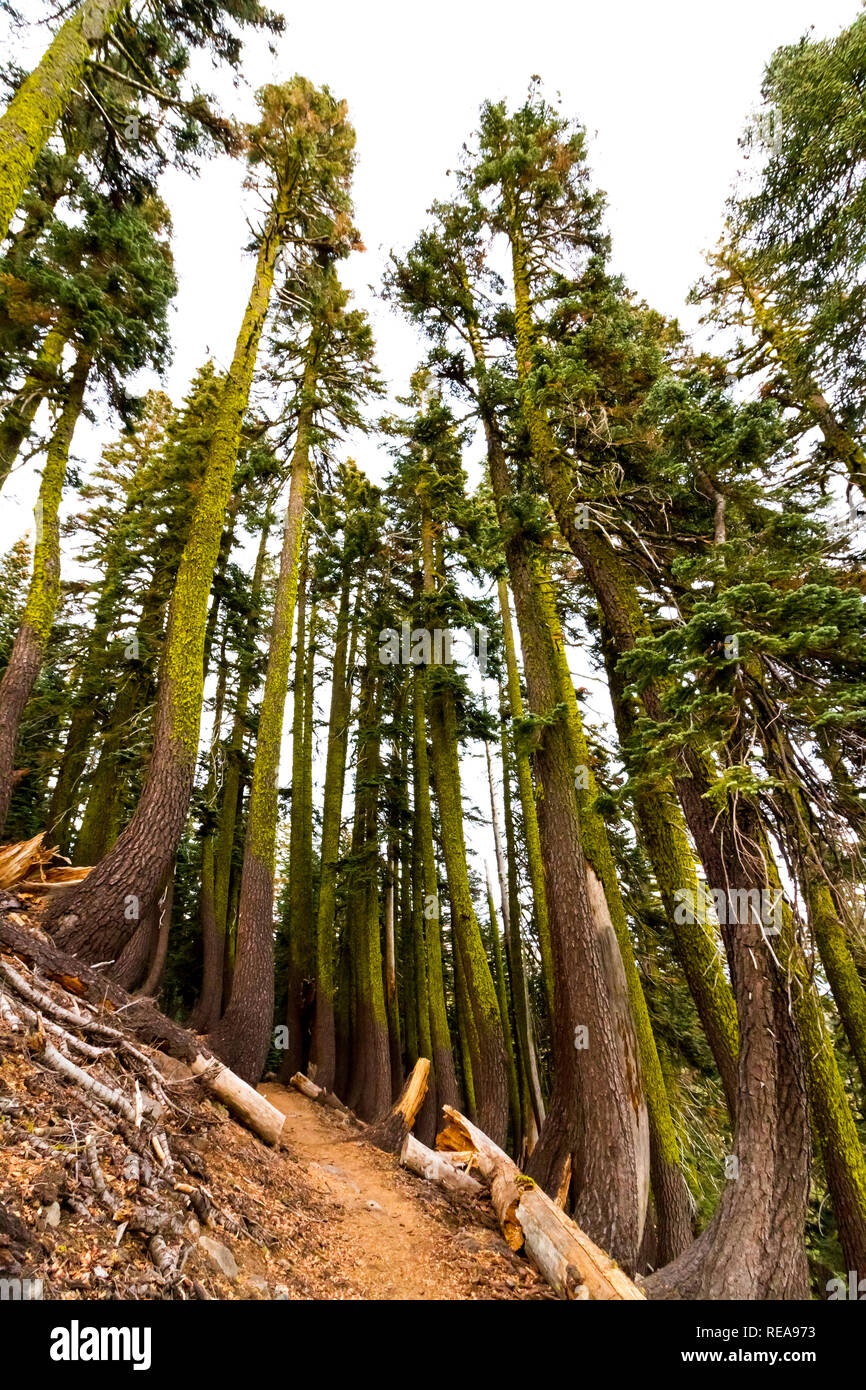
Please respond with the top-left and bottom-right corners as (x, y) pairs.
(400, 1133), (484, 1195)
(364, 1058), (431, 1154)
(436, 1106), (645, 1302)
(190, 1055), (285, 1147)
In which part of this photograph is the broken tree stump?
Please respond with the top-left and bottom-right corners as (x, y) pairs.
(436, 1106), (645, 1301)
(364, 1058), (431, 1154)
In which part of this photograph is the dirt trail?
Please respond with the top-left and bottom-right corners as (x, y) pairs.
(260, 1082), (549, 1301)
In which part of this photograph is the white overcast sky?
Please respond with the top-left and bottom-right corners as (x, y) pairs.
(1, 0), (859, 883)
(4, 0), (860, 534)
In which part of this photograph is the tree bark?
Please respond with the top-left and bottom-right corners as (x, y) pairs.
(0, 0), (126, 241)
(208, 393), (315, 1084)
(420, 502), (509, 1147)
(45, 182), (290, 957)
(0, 351), (90, 835)
(310, 572), (355, 1089)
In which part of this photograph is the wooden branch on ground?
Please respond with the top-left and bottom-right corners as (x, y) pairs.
(436, 1106), (645, 1301)
(363, 1058), (430, 1154)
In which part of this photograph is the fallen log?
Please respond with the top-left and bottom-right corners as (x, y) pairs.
(436, 1106), (645, 1301)
(399, 1133), (484, 1195)
(0, 910), (286, 1149)
(190, 1055), (285, 1147)
(363, 1058), (430, 1154)
(288, 1072), (358, 1119)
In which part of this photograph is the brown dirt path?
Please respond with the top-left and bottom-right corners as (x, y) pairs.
(259, 1082), (550, 1301)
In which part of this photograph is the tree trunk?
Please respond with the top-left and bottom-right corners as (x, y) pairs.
(498, 681), (544, 1151)
(208, 392), (315, 1084)
(0, 325), (66, 494)
(482, 405), (649, 1270)
(485, 873), (521, 1151)
(0, 0), (126, 241)
(600, 613), (740, 1118)
(420, 503), (509, 1147)
(497, 577), (554, 1014)
(345, 651), (391, 1120)
(0, 351), (90, 835)
(278, 548), (314, 1080)
(45, 183), (289, 957)
(310, 572), (355, 1089)
(411, 668), (459, 1127)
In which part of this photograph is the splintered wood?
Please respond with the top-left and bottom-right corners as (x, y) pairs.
(364, 1058), (431, 1154)
(0, 834), (56, 889)
(0, 833), (91, 892)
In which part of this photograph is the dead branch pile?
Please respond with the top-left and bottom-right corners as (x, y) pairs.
(0, 907), (289, 1298)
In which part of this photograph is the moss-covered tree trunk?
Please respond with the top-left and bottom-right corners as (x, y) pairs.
(506, 225), (814, 1283)
(345, 649), (391, 1120)
(383, 707), (405, 1096)
(767, 846), (866, 1279)
(409, 749), (437, 1145)
(485, 874), (521, 1151)
(498, 681), (545, 1151)
(465, 370), (645, 1266)
(45, 699), (95, 854)
(497, 575), (554, 1019)
(0, 349), (90, 834)
(643, 793), (811, 1299)
(0, 325), (66, 495)
(547, 496), (811, 1294)
(310, 573), (356, 1090)
(419, 504), (509, 1147)
(71, 561), (176, 866)
(47, 184), (290, 957)
(190, 623), (231, 1032)
(207, 391), (315, 1084)
(0, 0), (125, 241)
(278, 547), (315, 1081)
(411, 667), (458, 1130)
(730, 260), (866, 490)
(600, 614), (740, 1117)
(211, 523), (271, 971)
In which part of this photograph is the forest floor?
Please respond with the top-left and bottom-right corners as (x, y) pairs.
(0, 905), (552, 1300)
(258, 1081), (552, 1300)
